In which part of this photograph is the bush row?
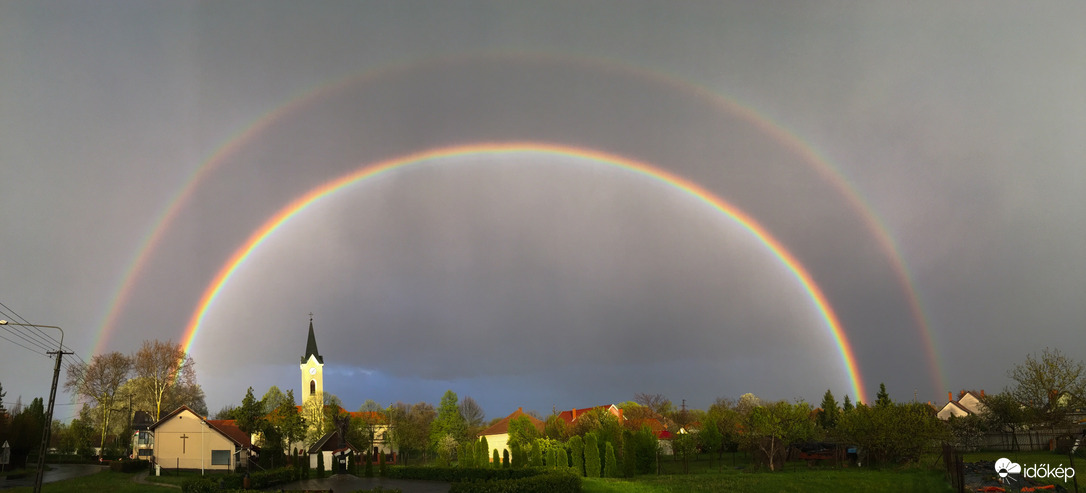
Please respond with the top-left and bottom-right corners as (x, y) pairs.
(384, 465), (540, 482)
(448, 470), (581, 493)
(180, 466), (297, 492)
(109, 459), (150, 473)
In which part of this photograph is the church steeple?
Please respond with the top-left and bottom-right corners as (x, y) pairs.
(301, 314), (323, 364)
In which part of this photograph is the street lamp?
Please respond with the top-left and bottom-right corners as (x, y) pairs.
(0, 320), (70, 493)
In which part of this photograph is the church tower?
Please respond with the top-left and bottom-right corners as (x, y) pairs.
(300, 315), (324, 406)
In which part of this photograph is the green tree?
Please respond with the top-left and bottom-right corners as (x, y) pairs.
(981, 391), (1029, 451)
(604, 441), (618, 478)
(1009, 348), (1086, 426)
(622, 430), (637, 477)
(569, 435), (585, 476)
(430, 390), (466, 452)
(584, 433), (601, 478)
(836, 402), (946, 466)
(479, 436), (490, 467)
(672, 432), (698, 474)
(386, 401), (434, 464)
(699, 419), (723, 469)
(744, 401), (819, 471)
(235, 387), (266, 436)
(508, 415), (540, 451)
(316, 450), (325, 477)
(842, 395), (854, 414)
(458, 440), (472, 467)
(818, 389), (840, 430)
(544, 413), (571, 441)
(530, 440), (543, 467)
(260, 386), (288, 415)
(493, 448), (500, 469)
(502, 449), (509, 468)
(875, 383), (892, 408)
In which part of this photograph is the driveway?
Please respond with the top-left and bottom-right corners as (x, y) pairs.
(272, 474), (450, 493)
(0, 464), (106, 490)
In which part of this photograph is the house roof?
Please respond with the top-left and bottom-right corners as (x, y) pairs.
(207, 419), (254, 448)
(149, 405), (257, 449)
(307, 430), (358, 454)
(291, 406), (387, 423)
(478, 408), (544, 437)
(557, 404), (624, 424)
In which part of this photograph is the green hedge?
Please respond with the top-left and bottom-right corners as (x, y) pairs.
(384, 465), (540, 482)
(180, 478), (218, 493)
(448, 470), (581, 493)
(109, 459), (150, 473)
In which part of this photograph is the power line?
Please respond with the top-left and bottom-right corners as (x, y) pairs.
(0, 302), (87, 365)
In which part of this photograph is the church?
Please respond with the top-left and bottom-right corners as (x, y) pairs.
(298, 317), (395, 468)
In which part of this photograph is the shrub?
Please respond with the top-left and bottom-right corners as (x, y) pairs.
(180, 477), (218, 493)
(569, 435), (584, 476)
(108, 459), (150, 473)
(384, 465), (539, 482)
(379, 449), (386, 477)
(502, 449), (509, 468)
(583, 434), (600, 478)
(316, 452), (325, 478)
(604, 442), (617, 478)
(492, 449), (500, 469)
(447, 470), (581, 493)
(365, 451), (374, 477)
(478, 437), (490, 468)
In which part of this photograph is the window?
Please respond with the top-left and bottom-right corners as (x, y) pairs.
(310, 380), (316, 396)
(211, 450), (230, 466)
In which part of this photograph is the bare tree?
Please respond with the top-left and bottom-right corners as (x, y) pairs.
(459, 396), (485, 437)
(1009, 348), (1086, 425)
(65, 351), (132, 452)
(132, 339), (191, 420)
(634, 393), (673, 415)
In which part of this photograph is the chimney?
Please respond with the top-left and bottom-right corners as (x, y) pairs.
(572, 408), (577, 419)
(980, 390), (985, 398)
(948, 391), (953, 402)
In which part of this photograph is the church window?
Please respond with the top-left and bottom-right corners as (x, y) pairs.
(310, 380), (316, 396)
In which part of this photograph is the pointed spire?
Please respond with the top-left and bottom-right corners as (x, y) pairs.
(302, 314), (323, 364)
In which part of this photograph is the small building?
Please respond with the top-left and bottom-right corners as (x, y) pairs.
(130, 410), (156, 459)
(477, 408), (544, 461)
(308, 429), (358, 472)
(150, 405), (256, 471)
(937, 390), (988, 420)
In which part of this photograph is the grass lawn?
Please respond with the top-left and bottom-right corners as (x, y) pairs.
(143, 468), (235, 486)
(580, 453), (953, 493)
(1, 470), (177, 493)
(963, 450), (1083, 488)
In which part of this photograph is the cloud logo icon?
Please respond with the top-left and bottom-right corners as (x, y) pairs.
(995, 458), (1021, 481)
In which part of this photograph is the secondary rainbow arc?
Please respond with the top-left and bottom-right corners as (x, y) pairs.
(181, 142), (870, 403)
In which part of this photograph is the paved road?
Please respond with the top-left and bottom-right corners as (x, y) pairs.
(0, 464), (106, 490)
(274, 474), (450, 493)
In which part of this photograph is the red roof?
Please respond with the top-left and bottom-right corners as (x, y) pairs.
(207, 419), (254, 448)
(478, 408), (544, 437)
(557, 405), (624, 424)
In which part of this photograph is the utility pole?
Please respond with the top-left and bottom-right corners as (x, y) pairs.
(38, 347), (73, 492)
(0, 320), (71, 493)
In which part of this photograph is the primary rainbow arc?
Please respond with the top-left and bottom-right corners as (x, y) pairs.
(180, 142), (870, 403)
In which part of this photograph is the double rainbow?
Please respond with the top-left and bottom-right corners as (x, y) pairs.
(179, 142), (869, 403)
